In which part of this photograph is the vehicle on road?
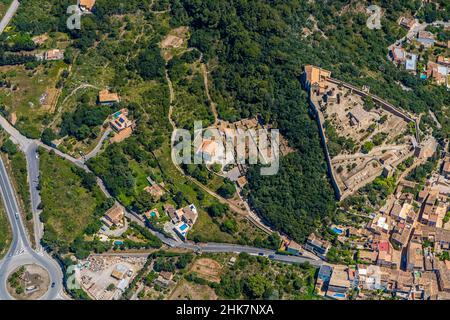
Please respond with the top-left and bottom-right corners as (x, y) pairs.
(51, 282), (55, 288)
(268, 254), (275, 259)
(258, 252), (264, 256)
(15, 212), (19, 219)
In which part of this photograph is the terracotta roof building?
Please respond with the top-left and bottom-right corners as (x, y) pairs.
(99, 89), (120, 105)
(80, 0), (96, 11)
(104, 205), (124, 226)
(45, 49), (64, 61)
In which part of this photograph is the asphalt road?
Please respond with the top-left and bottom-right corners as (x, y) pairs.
(179, 242), (323, 266)
(124, 212), (322, 266)
(84, 128), (112, 161)
(0, 0), (19, 34)
(0, 157), (64, 300)
(0, 113), (323, 300)
(26, 142), (43, 251)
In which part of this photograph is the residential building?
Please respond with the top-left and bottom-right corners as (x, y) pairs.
(79, 0), (96, 11)
(103, 205), (124, 227)
(405, 53), (418, 72)
(45, 49), (64, 61)
(284, 240), (303, 256)
(359, 250), (377, 264)
(164, 204), (177, 222)
(399, 17), (416, 29)
(181, 204), (198, 226)
(418, 190), (429, 203)
(144, 184), (165, 200)
(391, 222), (413, 248)
(357, 265), (384, 291)
(417, 31), (435, 47)
(386, 269), (415, 299)
(159, 271), (173, 281)
(406, 241), (424, 271)
(443, 160), (450, 179)
(99, 89), (120, 105)
(427, 61), (448, 86)
(391, 47), (406, 64)
(373, 240), (399, 269)
(326, 265), (351, 300)
(318, 265), (333, 283)
(421, 203), (437, 226)
(437, 55), (450, 67)
(315, 264), (333, 296)
(304, 233), (331, 259)
(435, 260), (450, 293)
(391, 203), (413, 222)
(168, 204), (198, 240)
(413, 225), (450, 250)
(110, 109), (132, 132)
(367, 215), (391, 235)
(154, 275), (172, 288)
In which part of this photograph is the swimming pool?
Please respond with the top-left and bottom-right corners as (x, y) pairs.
(180, 223), (188, 231)
(333, 293), (346, 298)
(331, 227), (343, 235)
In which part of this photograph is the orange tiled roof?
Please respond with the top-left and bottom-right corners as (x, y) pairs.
(80, 0), (96, 10)
(99, 89), (120, 103)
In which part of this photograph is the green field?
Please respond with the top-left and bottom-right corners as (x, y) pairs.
(0, 62), (67, 138)
(0, 196), (12, 259)
(7, 151), (31, 218)
(1, 149), (35, 247)
(39, 149), (108, 251)
(0, 0), (12, 19)
(171, 62), (214, 130)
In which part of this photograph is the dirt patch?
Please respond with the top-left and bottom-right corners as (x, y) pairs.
(40, 88), (60, 112)
(161, 35), (184, 49)
(111, 126), (133, 143)
(161, 27), (189, 49)
(169, 279), (217, 300)
(7, 264), (50, 300)
(190, 258), (222, 283)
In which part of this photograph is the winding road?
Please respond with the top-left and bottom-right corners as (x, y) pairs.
(0, 78), (321, 300)
(0, 0), (19, 35)
(0, 156), (64, 300)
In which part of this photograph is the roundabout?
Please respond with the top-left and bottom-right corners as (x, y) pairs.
(0, 157), (64, 300)
(6, 264), (50, 300)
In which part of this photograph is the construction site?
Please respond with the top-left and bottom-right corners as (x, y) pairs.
(75, 255), (146, 300)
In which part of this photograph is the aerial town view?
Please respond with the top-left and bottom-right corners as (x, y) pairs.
(0, 0), (449, 313)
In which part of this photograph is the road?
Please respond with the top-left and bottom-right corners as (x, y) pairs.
(0, 0), (19, 34)
(179, 242), (323, 266)
(26, 142), (43, 251)
(90, 242), (322, 267)
(0, 113), (323, 299)
(165, 66), (275, 235)
(121, 210), (321, 265)
(0, 157), (64, 300)
(84, 127), (112, 161)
